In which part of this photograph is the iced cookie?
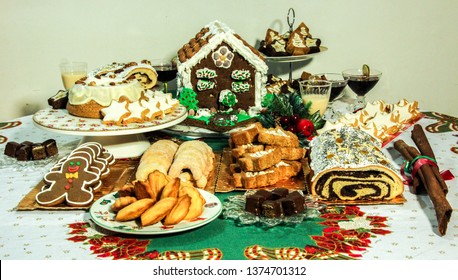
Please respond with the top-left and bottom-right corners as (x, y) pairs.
(36, 155), (100, 207)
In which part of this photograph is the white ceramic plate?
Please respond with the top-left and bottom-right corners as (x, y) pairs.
(33, 105), (187, 136)
(263, 46), (328, 63)
(89, 189), (222, 235)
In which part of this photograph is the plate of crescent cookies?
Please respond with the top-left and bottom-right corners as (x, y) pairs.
(90, 138), (222, 235)
(89, 187), (221, 235)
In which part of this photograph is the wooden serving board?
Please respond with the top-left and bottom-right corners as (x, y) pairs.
(16, 159), (138, 211)
(16, 153), (220, 211)
(214, 148), (306, 193)
(215, 148), (406, 205)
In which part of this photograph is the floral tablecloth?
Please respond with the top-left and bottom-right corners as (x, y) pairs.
(0, 112), (457, 260)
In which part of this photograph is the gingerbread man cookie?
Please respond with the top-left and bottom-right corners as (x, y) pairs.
(36, 155), (100, 207)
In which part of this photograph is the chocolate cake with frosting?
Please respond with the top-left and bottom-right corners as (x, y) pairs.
(309, 127), (404, 201)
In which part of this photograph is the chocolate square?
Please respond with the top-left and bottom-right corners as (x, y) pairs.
(4, 141), (20, 158)
(283, 191), (305, 215)
(271, 188), (289, 200)
(31, 144), (47, 160)
(21, 141), (33, 147)
(262, 199), (284, 218)
(255, 189), (273, 200)
(42, 139), (58, 157)
(16, 145), (31, 161)
(245, 194), (266, 216)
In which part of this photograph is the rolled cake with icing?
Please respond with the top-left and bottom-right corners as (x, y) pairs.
(309, 127), (404, 201)
(67, 60), (157, 119)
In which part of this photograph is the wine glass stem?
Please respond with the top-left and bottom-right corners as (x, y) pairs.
(164, 82), (168, 93)
(357, 95), (366, 105)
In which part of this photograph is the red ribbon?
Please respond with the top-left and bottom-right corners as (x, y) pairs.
(401, 156), (454, 185)
(440, 170), (455, 181)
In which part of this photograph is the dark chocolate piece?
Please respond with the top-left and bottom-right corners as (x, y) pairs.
(278, 198), (293, 215)
(16, 145), (31, 161)
(262, 200), (283, 218)
(42, 139), (58, 157)
(245, 194), (267, 216)
(31, 144), (47, 160)
(48, 90), (69, 109)
(21, 141), (33, 147)
(255, 189), (273, 200)
(271, 188), (289, 200)
(287, 191), (305, 200)
(283, 191), (305, 215)
(4, 141), (20, 157)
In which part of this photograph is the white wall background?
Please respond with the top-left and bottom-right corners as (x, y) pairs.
(1, 0), (457, 120)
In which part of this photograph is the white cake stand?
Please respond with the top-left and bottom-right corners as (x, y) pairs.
(33, 105), (188, 159)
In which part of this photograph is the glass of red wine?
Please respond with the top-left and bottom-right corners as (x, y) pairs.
(151, 58), (177, 93)
(342, 66), (382, 111)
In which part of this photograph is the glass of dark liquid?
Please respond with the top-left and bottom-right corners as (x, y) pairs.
(151, 59), (177, 93)
(342, 67), (382, 111)
(314, 73), (348, 103)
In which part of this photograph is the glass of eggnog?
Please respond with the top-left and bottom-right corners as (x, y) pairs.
(299, 79), (332, 116)
(59, 62), (87, 90)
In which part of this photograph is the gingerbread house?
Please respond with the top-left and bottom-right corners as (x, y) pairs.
(177, 21), (268, 112)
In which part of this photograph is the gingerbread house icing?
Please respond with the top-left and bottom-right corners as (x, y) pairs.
(177, 20), (268, 112)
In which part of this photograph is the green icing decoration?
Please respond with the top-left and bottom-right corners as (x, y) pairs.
(179, 88), (199, 111)
(197, 79), (215, 91)
(231, 81), (250, 93)
(196, 68), (217, 79)
(231, 70), (250, 80)
(220, 91), (238, 108)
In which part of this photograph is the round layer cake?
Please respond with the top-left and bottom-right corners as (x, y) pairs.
(67, 60), (157, 119)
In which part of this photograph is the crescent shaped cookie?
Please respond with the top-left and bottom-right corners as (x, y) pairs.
(135, 140), (179, 182)
(168, 140), (214, 188)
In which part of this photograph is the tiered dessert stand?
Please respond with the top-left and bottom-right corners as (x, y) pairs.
(263, 8), (327, 83)
(33, 105), (187, 159)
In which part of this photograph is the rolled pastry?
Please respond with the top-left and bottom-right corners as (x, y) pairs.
(135, 140), (179, 182)
(309, 127), (404, 201)
(125, 65), (158, 90)
(168, 140), (214, 188)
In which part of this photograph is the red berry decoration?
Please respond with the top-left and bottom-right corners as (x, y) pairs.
(296, 118), (315, 137)
(290, 114), (300, 124)
(287, 125), (297, 133)
(279, 116), (290, 126)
